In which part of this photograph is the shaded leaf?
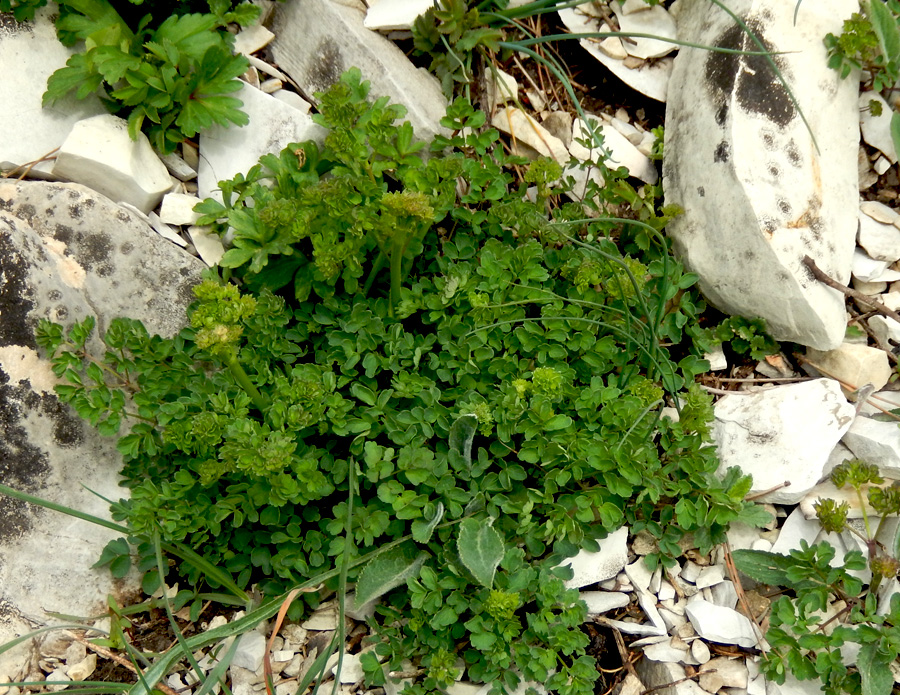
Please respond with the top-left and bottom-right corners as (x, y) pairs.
(354, 542), (428, 608)
(457, 517), (504, 589)
(731, 549), (793, 586)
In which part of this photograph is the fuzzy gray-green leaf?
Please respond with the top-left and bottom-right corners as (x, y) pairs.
(730, 549), (793, 586)
(457, 517), (504, 589)
(354, 542), (428, 609)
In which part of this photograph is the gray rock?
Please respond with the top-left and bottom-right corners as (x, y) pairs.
(842, 415), (900, 476)
(559, 525), (629, 588)
(713, 380), (855, 504)
(232, 631), (267, 673)
(0, 7), (106, 179)
(0, 180), (203, 677)
(684, 599), (760, 649)
(663, 0), (859, 349)
(268, 0), (448, 146)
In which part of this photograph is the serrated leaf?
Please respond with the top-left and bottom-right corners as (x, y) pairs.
(859, 642), (894, 695)
(730, 549), (793, 586)
(354, 542), (428, 608)
(457, 517), (504, 589)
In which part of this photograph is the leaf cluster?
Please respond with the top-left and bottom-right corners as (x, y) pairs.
(40, 74), (771, 694)
(42, 0), (258, 153)
(1, 0), (46, 21)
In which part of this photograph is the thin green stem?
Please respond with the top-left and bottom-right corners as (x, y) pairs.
(223, 349), (269, 412)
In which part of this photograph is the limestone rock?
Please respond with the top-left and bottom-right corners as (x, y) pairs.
(571, 116), (658, 184)
(610, 1), (678, 60)
(860, 92), (898, 163)
(0, 180), (203, 678)
(684, 600), (759, 649)
(559, 526), (629, 588)
(858, 207), (900, 262)
(493, 107), (570, 165)
(268, 0), (448, 145)
(842, 415), (900, 476)
(159, 193), (202, 226)
(805, 343), (892, 391)
(198, 82), (326, 200)
(0, 7), (106, 179)
(52, 115), (172, 214)
(232, 631), (267, 673)
(663, 0), (859, 349)
(713, 380), (856, 504)
(364, 0), (434, 30)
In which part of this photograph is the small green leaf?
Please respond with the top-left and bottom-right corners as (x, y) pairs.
(457, 517), (504, 589)
(449, 414), (476, 473)
(411, 502), (444, 544)
(354, 542), (429, 608)
(731, 549), (793, 586)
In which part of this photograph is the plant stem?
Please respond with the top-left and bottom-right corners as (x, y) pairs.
(223, 349), (269, 412)
(389, 232), (406, 317)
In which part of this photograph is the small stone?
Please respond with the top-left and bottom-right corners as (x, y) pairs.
(694, 565), (725, 590)
(659, 607), (687, 631)
(560, 526), (629, 588)
(711, 581), (738, 611)
(691, 639), (711, 664)
(44, 668), (70, 692)
(861, 92), (898, 163)
(542, 111), (574, 147)
(486, 68), (519, 109)
(612, 1), (678, 59)
(187, 225), (225, 267)
(65, 654), (96, 681)
(580, 591), (630, 615)
(599, 36), (629, 60)
(861, 200), (900, 225)
(686, 600), (760, 650)
(302, 604), (339, 631)
(159, 151), (198, 182)
(492, 107), (569, 165)
(260, 79), (283, 94)
(233, 24), (275, 55)
(657, 580), (676, 602)
(642, 637), (694, 664)
(875, 156), (892, 175)
(363, 0), (434, 31)
(851, 278), (888, 295)
(842, 415), (900, 476)
(624, 558), (654, 592)
(681, 561), (702, 584)
(771, 507), (822, 556)
(806, 342), (892, 392)
(159, 193), (202, 226)
(699, 657), (749, 692)
(852, 248), (900, 282)
(232, 631), (266, 673)
(858, 208), (900, 262)
(271, 90), (313, 114)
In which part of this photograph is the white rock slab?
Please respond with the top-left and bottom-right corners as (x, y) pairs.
(148, 212), (188, 248)
(861, 200), (900, 226)
(711, 580), (738, 610)
(487, 68), (519, 109)
(187, 226), (225, 267)
(860, 92), (898, 163)
(868, 315), (900, 347)
(699, 657), (749, 692)
(580, 591), (630, 615)
(684, 600), (759, 649)
(52, 114), (171, 214)
(560, 526), (629, 588)
(858, 387), (900, 417)
(663, 0), (859, 350)
(799, 478), (897, 519)
(842, 415), (900, 476)
(611, 1), (678, 59)
(571, 117), (658, 184)
(0, 6), (107, 179)
(713, 380), (856, 504)
(493, 107), (570, 165)
(558, 7), (672, 101)
(636, 660), (708, 695)
(642, 638), (694, 664)
(269, 0), (448, 145)
(694, 565), (725, 590)
(198, 82), (326, 201)
(805, 343), (892, 391)
(364, 0), (434, 30)
(233, 24), (275, 55)
(851, 248), (900, 283)
(858, 208), (900, 262)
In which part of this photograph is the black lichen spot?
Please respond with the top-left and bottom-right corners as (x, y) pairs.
(309, 37), (344, 92)
(55, 306), (68, 321)
(761, 131), (775, 151)
(786, 141), (802, 166)
(715, 103), (728, 127)
(78, 232), (112, 272)
(15, 203), (36, 224)
(768, 164), (781, 178)
(697, 186), (706, 197)
(96, 263), (114, 278)
(47, 289), (62, 302)
(69, 205), (82, 219)
(54, 224), (72, 244)
(705, 18), (795, 128)
(761, 217), (778, 234)
(778, 200), (792, 216)
(714, 142), (730, 163)
(744, 250), (756, 261)
(44, 396), (84, 449)
(0, 369), (50, 541)
(0, 231), (38, 350)
(120, 242), (134, 255)
(116, 210), (131, 224)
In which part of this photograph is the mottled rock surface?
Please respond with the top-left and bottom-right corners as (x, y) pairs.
(0, 180), (204, 678)
(664, 0), (860, 349)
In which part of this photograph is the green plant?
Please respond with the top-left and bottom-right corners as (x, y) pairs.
(710, 315), (780, 361)
(42, 0), (259, 153)
(825, 0), (900, 157)
(733, 459), (900, 695)
(0, 0), (45, 21)
(36, 71), (771, 693)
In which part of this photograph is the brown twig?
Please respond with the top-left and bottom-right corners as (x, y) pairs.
(802, 255), (900, 325)
(611, 627), (640, 680)
(722, 542), (768, 654)
(745, 482), (791, 501)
